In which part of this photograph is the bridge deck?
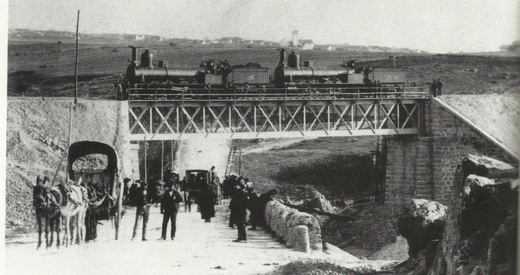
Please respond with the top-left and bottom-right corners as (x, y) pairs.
(127, 87), (429, 140)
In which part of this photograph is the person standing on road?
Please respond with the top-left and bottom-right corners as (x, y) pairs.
(209, 166), (217, 185)
(246, 187), (259, 231)
(132, 181), (151, 241)
(160, 183), (183, 241)
(199, 185), (216, 223)
(230, 184), (248, 243)
(184, 192), (193, 213)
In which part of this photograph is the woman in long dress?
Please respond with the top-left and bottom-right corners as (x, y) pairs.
(199, 185), (215, 222)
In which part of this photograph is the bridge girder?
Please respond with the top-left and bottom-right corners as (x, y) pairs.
(128, 99), (424, 140)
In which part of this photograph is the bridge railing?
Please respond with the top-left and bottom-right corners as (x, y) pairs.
(126, 86), (430, 102)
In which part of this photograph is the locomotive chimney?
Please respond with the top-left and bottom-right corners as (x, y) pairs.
(129, 45), (139, 64)
(279, 48), (287, 67)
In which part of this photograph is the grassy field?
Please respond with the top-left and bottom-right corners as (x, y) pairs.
(8, 41), (520, 99)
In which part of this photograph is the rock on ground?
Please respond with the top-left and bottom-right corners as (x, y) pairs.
(397, 199), (446, 259)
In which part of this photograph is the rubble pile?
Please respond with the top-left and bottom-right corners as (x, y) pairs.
(302, 191), (335, 213)
(396, 199), (447, 273)
(395, 154), (518, 274)
(429, 155), (518, 274)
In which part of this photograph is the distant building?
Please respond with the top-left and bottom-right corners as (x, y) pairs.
(300, 39), (315, 50)
(291, 30), (299, 47)
(279, 39), (290, 47)
(326, 45), (336, 51)
(290, 30), (314, 50)
(252, 40), (265, 46)
(219, 37), (243, 45)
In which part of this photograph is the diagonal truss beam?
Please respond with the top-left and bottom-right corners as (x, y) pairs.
(128, 99), (423, 140)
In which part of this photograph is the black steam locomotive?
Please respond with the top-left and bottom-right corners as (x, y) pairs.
(116, 46), (407, 100)
(273, 48), (406, 88)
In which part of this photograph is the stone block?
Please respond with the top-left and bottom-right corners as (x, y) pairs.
(292, 225), (311, 253)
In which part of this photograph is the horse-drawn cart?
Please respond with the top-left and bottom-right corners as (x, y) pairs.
(183, 169), (220, 203)
(67, 141), (124, 240)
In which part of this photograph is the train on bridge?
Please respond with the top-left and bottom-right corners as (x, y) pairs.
(116, 47), (412, 101)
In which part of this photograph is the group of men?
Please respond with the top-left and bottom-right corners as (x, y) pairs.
(226, 175), (277, 243)
(125, 179), (183, 241)
(124, 170), (277, 243)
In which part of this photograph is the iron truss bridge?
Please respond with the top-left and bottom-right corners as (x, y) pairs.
(127, 87), (430, 140)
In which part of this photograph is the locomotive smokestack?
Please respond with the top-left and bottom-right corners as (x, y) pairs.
(279, 48), (287, 67)
(132, 47), (138, 63)
(129, 45), (139, 64)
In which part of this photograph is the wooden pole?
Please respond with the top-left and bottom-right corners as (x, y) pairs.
(115, 171), (122, 240)
(171, 140), (174, 171)
(65, 102), (74, 182)
(238, 141), (242, 176)
(144, 137), (147, 183)
(161, 140), (164, 181)
(74, 10), (80, 106)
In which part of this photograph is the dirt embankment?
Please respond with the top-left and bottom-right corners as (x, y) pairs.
(6, 98), (130, 232)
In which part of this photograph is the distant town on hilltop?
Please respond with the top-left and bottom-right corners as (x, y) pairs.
(9, 28), (426, 53)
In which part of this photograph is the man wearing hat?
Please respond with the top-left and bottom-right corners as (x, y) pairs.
(160, 182), (183, 240)
(132, 181), (151, 241)
(229, 183), (248, 243)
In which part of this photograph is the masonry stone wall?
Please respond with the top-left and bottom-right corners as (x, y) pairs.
(385, 99), (517, 205)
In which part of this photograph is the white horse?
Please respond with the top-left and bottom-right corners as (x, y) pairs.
(57, 178), (89, 246)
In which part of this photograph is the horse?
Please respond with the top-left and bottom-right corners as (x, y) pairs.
(32, 175), (62, 249)
(56, 178), (89, 246)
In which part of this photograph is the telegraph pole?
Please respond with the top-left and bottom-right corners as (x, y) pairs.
(74, 10), (80, 106)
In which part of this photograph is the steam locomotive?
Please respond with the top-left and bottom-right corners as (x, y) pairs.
(116, 46), (407, 100)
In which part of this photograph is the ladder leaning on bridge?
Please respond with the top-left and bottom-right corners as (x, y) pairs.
(126, 86), (430, 140)
(224, 141), (241, 177)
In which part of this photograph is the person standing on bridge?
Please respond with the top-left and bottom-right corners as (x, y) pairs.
(430, 79), (438, 97)
(132, 181), (151, 241)
(160, 182), (183, 241)
(436, 79), (444, 96)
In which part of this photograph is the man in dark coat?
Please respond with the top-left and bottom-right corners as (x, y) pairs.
(230, 184), (248, 242)
(436, 79), (444, 96)
(160, 183), (183, 240)
(199, 185), (215, 222)
(430, 80), (438, 97)
(132, 181), (151, 241)
(246, 187), (259, 230)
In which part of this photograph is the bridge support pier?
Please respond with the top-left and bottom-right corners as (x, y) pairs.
(384, 99), (517, 206)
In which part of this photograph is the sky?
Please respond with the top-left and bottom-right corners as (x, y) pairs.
(5, 0), (520, 53)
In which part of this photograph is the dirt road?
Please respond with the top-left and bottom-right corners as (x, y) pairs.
(5, 203), (386, 275)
